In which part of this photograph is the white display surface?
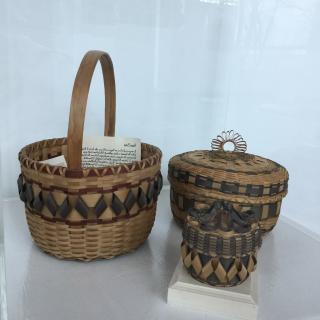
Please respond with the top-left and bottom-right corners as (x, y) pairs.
(2, 188), (320, 320)
(168, 260), (258, 320)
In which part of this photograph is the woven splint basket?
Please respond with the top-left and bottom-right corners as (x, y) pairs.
(17, 51), (162, 261)
(181, 200), (262, 286)
(168, 131), (288, 232)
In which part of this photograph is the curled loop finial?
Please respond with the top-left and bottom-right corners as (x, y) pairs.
(211, 130), (247, 153)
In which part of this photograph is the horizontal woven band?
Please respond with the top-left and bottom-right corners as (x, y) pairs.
(168, 166), (288, 198)
(21, 172), (161, 195)
(183, 223), (262, 257)
(170, 187), (282, 222)
(25, 205), (155, 226)
(18, 172), (162, 222)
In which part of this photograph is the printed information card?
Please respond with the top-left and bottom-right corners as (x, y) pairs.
(82, 136), (141, 168)
(40, 136), (141, 168)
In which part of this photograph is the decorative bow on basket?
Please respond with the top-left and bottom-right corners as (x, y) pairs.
(188, 201), (259, 233)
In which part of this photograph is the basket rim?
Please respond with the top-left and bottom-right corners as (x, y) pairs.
(169, 149), (289, 175)
(18, 137), (162, 178)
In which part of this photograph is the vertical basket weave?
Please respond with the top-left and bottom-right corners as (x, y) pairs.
(17, 50), (162, 261)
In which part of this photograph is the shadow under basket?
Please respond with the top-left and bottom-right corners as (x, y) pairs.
(17, 51), (163, 261)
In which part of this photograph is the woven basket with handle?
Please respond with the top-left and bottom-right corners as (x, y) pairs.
(17, 50), (162, 261)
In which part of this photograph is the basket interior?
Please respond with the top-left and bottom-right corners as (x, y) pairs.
(20, 137), (161, 170)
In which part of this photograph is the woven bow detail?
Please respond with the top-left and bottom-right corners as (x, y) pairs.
(188, 201), (258, 233)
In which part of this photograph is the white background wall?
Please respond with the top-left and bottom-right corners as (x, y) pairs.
(1, 0), (320, 232)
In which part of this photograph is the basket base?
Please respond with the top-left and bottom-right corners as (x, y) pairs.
(26, 207), (156, 261)
(181, 242), (258, 287)
(34, 240), (144, 262)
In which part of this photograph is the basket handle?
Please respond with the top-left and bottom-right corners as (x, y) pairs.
(67, 50), (116, 170)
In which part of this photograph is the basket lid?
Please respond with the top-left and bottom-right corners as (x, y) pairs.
(168, 131), (288, 198)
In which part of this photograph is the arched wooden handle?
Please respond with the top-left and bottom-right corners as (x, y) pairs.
(67, 50), (116, 170)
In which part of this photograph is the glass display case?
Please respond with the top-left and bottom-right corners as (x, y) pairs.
(1, 0), (320, 319)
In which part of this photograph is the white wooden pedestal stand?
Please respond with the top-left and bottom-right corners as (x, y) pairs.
(167, 260), (258, 320)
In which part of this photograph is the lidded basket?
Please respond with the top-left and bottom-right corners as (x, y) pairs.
(181, 200), (262, 286)
(168, 131), (288, 232)
(17, 50), (163, 261)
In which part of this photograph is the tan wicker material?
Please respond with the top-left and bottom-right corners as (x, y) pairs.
(168, 131), (288, 232)
(17, 51), (162, 261)
(181, 201), (262, 286)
